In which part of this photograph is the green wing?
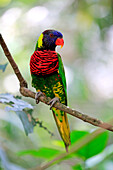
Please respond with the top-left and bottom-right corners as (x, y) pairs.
(57, 53), (67, 101)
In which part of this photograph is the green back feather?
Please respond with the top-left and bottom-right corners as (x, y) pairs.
(57, 53), (67, 99)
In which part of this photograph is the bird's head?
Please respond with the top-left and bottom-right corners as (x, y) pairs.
(36, 29), (64, 51)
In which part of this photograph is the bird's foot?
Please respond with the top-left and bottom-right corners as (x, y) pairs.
(49, 97), (60, 110)
(35, 91), (44, 104)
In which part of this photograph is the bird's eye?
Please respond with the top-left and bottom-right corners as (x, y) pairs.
(50, 33), (54, 38)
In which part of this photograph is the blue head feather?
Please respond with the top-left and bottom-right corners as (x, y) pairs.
(37, 29), (63, 51)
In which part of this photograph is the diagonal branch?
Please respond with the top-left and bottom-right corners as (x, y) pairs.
(0, 33), (113, 132)
(20, 87), (113, 132)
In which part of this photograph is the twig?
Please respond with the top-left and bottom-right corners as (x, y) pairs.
(1, 33), (113, 133)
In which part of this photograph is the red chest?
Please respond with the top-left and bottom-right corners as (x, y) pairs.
(30, 50), (59, 76)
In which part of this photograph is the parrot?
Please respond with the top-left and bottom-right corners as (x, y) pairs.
(30, 29), (71, 151)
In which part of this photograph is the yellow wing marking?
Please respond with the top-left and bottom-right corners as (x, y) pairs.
(53, 81), (64, 103)
(52, 81), (66, 121)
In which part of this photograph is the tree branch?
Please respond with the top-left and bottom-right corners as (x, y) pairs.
(1, 33), (113, 132)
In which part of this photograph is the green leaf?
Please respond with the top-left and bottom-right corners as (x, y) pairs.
(84, 132), (108, 159)
(72, 164), (84, 170)
(70, 130), (108, 160)
(16, 111), (34, 135)
(0, 63), (8, 72)
(71, 130), (89, 145)
(18, 148), (60, 159)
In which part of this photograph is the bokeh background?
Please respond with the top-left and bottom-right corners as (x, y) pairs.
(0, 0), (113, 169)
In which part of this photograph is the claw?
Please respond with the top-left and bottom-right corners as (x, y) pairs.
(49, 97), (60, 110)
(35, 91), (44, 104)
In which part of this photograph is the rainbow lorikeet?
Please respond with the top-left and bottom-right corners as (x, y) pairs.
(30, 30), (71, 151)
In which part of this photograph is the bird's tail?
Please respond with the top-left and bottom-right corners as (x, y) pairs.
(52, 108), (71, 151)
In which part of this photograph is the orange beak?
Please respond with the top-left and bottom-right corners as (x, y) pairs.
(55, 38), (64, 48)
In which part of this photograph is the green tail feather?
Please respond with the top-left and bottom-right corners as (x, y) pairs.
(52, 108), (71, 151)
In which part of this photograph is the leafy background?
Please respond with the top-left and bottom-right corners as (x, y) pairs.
(0, 0), (113, 169)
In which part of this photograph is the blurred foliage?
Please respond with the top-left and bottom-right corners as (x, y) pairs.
(0, 93), (54, 136)
(0, 0), (113, 169)
(70, 131), (108, 160)
(17, 130), (108, 161)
